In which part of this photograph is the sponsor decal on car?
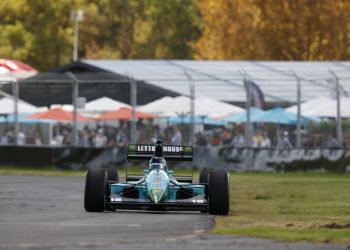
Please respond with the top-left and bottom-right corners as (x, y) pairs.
(136, 145), (184, 153)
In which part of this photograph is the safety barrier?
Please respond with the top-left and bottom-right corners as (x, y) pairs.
(0, 146), (349, 172)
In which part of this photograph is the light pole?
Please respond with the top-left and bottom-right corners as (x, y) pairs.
(291, 70), (302, 148)
(329, 70), (342, 147)
(128, 74), (137, 144)
(66, 72), (79, 147)
(12, 78), (19, 146)
(184, 71), (195, 146)
(70, 10), (84, 62)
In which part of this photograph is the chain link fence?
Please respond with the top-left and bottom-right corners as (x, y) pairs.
(0, 70), (350, 150)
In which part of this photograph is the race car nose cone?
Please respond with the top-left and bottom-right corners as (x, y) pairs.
(150, 189), (163, 204)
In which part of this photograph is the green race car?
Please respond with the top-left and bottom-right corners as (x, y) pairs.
(84, 140), (230, 215)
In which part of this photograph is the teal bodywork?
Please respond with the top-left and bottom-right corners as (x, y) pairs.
(110, 169), (205, 204)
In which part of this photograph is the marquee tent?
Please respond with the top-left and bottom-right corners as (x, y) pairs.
(0, 113), (56, 124)
(0, 96), (44, 114)
(219, 107), (265, 123)
(139, 96), (244, 117)
(287, 97), (350, 118)
(252, 108), (310, 125)
(138, 96), (175, 115)
(84, 96), (130, 113)
(98, 107), (156, 121)
(167, 115), (225, 126)
(28, 108), (92, 122)
(286, 97), (333, 116)
(0, 59), (37, 80)
(310, 97), (350, 118)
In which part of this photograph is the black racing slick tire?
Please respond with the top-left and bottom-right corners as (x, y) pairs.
(106, 167), (119, 182)
(84, 168), (107, 212)
(199, 168), (209, 184)
(208, 169), (230, 215)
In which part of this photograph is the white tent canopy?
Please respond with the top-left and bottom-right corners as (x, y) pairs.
(286, 97), (333, 116)
(84, 96), (130, 113)
(0, 96), (45, 114)
(287, 96), (350, 118)
(139, 96), (244, 117)
(138, 96), (174, 115)
(311, 98), (350, 118)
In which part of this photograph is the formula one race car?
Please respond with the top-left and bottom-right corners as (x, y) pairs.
(84, 140), (230, 215)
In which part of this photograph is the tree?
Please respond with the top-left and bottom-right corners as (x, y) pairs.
(194, 0), (350, 60)
(0, 0), (201, 70)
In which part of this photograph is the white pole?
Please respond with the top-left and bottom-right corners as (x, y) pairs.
(73, 20), (79, 61)
(129, 75), (137, 144)
(71, 10), (84, 62)
(329, 70), (342, 147)
(291, 70), (302, 148)
(12, 79), (19, 146)
(66, 72), (79, 146)
(245, 79), (252, 147)
(184, 71), (195, 146)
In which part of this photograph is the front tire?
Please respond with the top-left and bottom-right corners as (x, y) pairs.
(84, 168), (107, 212)
(208, 170), (230, 215)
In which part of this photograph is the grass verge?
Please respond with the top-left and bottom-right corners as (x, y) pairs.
(213, 172), (350, 244)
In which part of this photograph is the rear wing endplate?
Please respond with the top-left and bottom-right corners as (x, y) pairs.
(127, 144), (193, 161)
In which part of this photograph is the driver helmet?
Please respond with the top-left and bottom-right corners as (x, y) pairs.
(149, 157), (166, 170)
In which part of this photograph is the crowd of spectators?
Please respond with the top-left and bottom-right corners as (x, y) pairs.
(0, 126), (42, 145)
(194, 128), (274, 148)
(1, 122), (350, 149)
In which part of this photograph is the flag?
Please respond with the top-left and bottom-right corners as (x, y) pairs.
(326, 78), (348, 99)
(244, 79), (265, 109)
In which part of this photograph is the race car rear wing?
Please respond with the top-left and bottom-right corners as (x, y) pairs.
(127, 144), (193, 161)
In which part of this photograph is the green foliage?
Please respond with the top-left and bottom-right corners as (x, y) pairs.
(0, 0), (201, 70)
(4, 0), (350, 69)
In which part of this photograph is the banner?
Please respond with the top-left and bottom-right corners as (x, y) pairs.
(244, 79), (265, 109)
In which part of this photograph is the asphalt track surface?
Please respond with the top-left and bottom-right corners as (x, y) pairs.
(0, 175), (347, 250)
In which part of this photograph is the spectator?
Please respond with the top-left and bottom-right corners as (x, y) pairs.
(252, 130), (263, 148)
(151, 125), (163, 144)
(87, 129), (96, 146)
(54, 131), (64, 146)
(261, 132), (271, 148)
(78, 130), (89, 147)
(231, 130), (245, 147)
(220, 128), (231, 145)
(195, 132), (208, 146)
(94, 129), (107, 147)
(116, 128), (128, 146)
(34, 132), (42, 146)
(26, 131), (35, 144)
(62, 130), (72, 146)
(171, 126), (182, 145)
(277, 131), (293, 149)
(1, 130), (9, 144)
(17, 130), (26, 145)
(324, 134), (338, 148)
(5, 127), (15, 144)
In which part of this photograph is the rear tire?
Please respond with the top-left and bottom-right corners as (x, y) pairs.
(106, 167), (119, 182)
(84, 168), (107, 212)
(105, 167), (119, 200)
(208, 170), (230, 215)
(199, 168), (209, 184)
